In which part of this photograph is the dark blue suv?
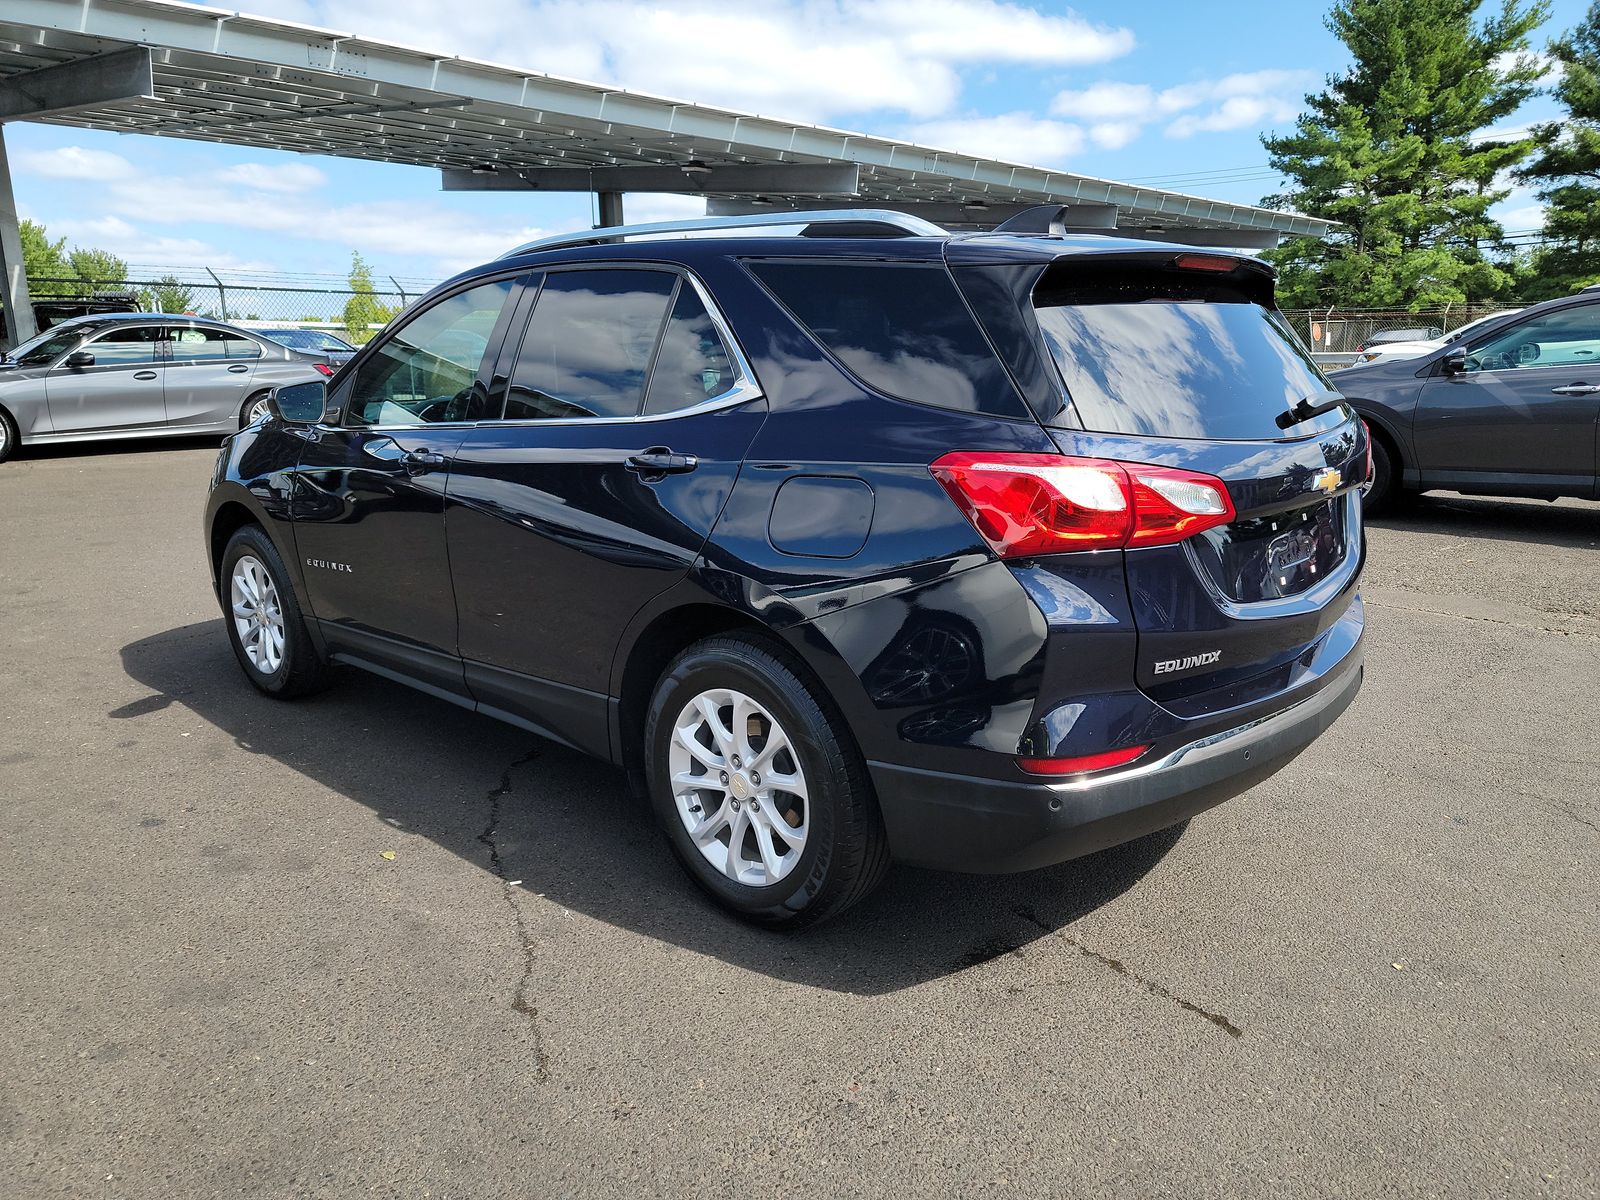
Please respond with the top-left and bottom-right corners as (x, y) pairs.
(205, 209), (1367, 927)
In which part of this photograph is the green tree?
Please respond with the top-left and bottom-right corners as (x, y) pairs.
(1520, 2), (1600, 297)
(1262, 0), (1548, 309)
(341, 252), (395, 344)
(20, 219), (74, 298)
(68, 247), (128, 294)
(137, 274), (198, 314)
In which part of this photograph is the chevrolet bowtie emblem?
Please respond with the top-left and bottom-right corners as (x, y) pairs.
(1312, 468), (1343, 495)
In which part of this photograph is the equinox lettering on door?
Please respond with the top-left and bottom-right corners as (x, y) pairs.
(305, 557), (353, 573)
(1153, 651), (1222, 674)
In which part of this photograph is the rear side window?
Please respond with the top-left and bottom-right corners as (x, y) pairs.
(168, 327), (262, 361)
(1033, 264), (1343, 441)
(748, 260), (1027, 419)
(643, 283), (737, 416)
(505, 269), (677, 420)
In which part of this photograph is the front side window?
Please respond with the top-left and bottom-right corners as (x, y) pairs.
(504, 269), (677, 420)
(167, 327), (263, 362)
(14, 325), (92, 367)
(346, 278), (514, 425)
(747, 260), (1026, 418)
(642, 284), (738, 415)
(1464, 304), (1600, 372)
(83, 326), (162, 366)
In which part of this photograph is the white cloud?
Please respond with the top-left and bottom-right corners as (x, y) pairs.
(239, 0), (1134, 122)
(13, 146), (137, 180)
(1050, 69), (1310, 147)
(21, 145), (556, 274)
(216, 161), (328, 192)
(903, 114), (1088, 168)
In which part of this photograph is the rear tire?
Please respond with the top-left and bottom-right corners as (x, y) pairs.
(239, 391), (272, 429)
(219, 524), (331, 698)
(0, 406), (17, 465)
(643, 634), (890, 929)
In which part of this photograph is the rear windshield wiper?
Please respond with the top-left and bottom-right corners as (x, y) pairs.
(1276, 393), (1345, 431)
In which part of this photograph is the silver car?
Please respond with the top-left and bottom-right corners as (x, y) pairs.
(0, 313), (331, 463)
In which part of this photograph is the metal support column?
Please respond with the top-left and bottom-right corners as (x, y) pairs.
(597, 191), (625, 229)
(0, 124), (36, 350)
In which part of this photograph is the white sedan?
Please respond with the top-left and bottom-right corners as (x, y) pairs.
(1351, 310), (1521, 366)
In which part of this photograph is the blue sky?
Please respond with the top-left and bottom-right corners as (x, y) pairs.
(8, 0), (1591, 285)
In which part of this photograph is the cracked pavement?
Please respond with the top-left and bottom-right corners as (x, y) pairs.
(2, 441), (1597, 1198)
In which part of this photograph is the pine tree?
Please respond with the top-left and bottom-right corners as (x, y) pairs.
(1262, 0), (1548, 309)
(1520, 2), (1600, 297)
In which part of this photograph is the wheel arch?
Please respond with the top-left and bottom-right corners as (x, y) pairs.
(1348, 400), (1409, 479)
(208, 499), (262, 596)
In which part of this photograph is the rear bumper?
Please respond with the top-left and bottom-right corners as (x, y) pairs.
(868, 643), (1363, 873)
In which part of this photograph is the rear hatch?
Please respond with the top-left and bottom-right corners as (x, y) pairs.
(1027, 252), (1366, 708)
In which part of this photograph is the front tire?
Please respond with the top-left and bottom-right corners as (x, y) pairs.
(644, 634), (890, 929)
(1365, 431), (1403, 515)
(220, 525), (330, 698)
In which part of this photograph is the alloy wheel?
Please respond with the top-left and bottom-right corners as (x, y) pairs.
(230, 554), (286, 674)
(247, 397), (272, 425)
(668, 687), (810, 887)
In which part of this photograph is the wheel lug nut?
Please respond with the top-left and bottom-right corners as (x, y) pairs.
(750, 771), (760, 785)
(719, 771), (729, 785)
(732, 755), (742, 768)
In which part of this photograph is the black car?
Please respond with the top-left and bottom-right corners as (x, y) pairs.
(1333, 291), (1600, 510)
(204, 208), (1368, 927)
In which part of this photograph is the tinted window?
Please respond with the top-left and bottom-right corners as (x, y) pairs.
(83, 326), (161, 365)
(1033, 268), (1342, 440)
(265, 329), (354, 353)
(504, 270), (677, 420)
(168, 327), (262, 362)
(347, 279), (513, 426)
(1464, 304), (1600, 371)
(748, 260), (1024, 418)
(642, 283), (738, 415)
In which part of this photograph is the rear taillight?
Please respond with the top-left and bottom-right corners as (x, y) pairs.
(1172, 253), (1238, 273)
(930, 452), (1235, 558)
(1018, 744), (1150, 776)
(313, 362), (335, 377)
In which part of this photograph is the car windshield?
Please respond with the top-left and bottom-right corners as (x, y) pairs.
(263, 329), (353, 352)
(10, 325), (91, 367)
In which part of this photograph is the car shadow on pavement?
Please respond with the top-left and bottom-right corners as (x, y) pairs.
(1369, 492), (1600, 549)
(120, 621), (1186, 995)
(11, 434), (226, 463)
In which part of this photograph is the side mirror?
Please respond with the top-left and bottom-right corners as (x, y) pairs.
(1441, 350), (1468, 376)
(269, 380), (327, 425)
(64, 349), (95, 369)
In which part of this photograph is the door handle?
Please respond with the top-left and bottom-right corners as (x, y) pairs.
(133, 370), (158, 380)
(227, 364), (249, 373)
(1550, 383), (1600, 395)
(627, 448), (699, 476)
(402, 448), (448, 468)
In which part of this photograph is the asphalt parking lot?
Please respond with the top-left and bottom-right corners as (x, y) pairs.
(2, 439), (1597, 1199)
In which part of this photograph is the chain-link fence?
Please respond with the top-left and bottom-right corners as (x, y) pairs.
(1282, 306), (1521, 355)
(28, 267), (444, 343)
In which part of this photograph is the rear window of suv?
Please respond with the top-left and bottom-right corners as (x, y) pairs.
(1033, 262), (1345, 441)
(747, 260), (1028, 419)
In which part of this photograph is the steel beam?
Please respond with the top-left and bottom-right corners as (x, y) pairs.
(596, 191), (624, 228)
(0, 125), (35, 350)
(443, 163), (861, 196)
(0, 46), (154, 120)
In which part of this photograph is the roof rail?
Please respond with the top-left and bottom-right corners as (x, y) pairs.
(502, 208), (947, 258)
